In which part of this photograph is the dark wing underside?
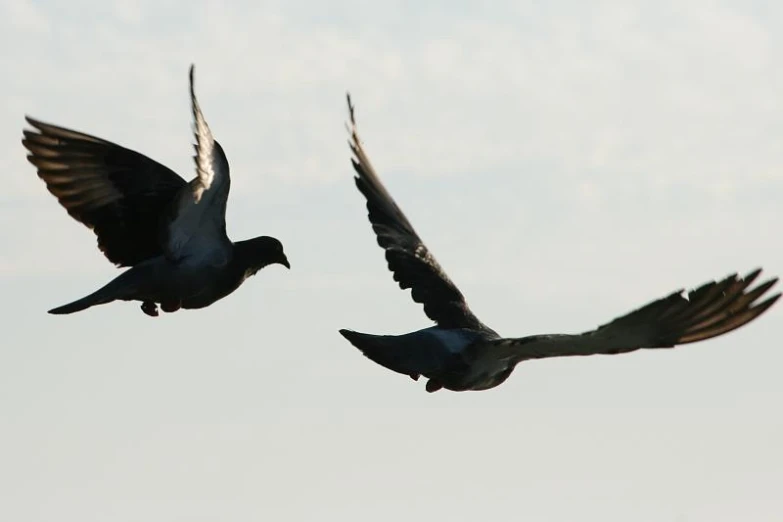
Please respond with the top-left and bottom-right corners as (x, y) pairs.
(480, 269), (780, 362)
(22, 117), (187, 266)
(346, 94), (486, 331)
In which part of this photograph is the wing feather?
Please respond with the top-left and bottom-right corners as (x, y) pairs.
(164, 64), (231, 262)
(479, 270), (780, 362)
(346, 94), (486, 331)
(22, 117), (186, 266)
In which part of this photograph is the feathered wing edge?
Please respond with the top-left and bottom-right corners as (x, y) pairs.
(22, 116), (186, 266)
(345, 93), (488, 331)
(479, 269), (780, 362)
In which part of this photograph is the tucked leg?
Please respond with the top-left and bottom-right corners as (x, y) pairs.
(161, 300), (181, 313)
(425, 379), (443, 393)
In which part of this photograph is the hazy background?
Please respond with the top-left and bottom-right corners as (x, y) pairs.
(1, 1), (781, 520)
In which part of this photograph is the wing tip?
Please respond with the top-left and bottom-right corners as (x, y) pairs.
(23, 115), (51, 136)
(743, 267), (763, 281)
(674, 269), (780, 344)
(345, 94), (366, 178)
(345, 92), (358, 146)
(346, 91), (356, 125)
(757, 291), (781, 310)
(189, 64), (196, 101)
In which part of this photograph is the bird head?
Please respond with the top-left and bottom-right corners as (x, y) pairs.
(237, 236), (290, 276)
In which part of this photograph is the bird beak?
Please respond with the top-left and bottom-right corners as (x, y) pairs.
(280, 256), (291, 269)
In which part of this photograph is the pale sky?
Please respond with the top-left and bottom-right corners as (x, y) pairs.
(1, 1), (782, 520)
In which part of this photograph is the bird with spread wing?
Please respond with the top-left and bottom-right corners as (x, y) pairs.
(23, 65), (290, 317)
(339, 95), (780, 393)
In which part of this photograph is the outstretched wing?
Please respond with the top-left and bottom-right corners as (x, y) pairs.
(22, 117), (187, 266)
(164, 65), (231, 262)
(346, 94), (486, 331)
(478, 269), (779, 362)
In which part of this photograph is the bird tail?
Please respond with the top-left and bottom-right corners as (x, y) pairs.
(48, 291), (112, 314)
(338, 328), (446, 379)
(48, 267), (147, 315)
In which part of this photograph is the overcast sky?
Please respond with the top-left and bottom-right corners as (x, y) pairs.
(1, 1), (782, 521)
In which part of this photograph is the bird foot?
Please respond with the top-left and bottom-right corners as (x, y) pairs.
(409, 374), (420, 381)
(425, 379), (443, 393)
(141, 301), (159, 317)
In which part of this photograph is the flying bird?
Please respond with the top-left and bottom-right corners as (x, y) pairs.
(339, 94), (780, 393)
(23, 65), (289, 317)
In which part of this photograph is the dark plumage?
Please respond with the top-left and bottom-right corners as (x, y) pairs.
(24, 65), (289, 317)
(340, 94), (780, 393)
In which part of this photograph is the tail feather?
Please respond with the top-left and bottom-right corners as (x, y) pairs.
(48, 293), (112, 314)
(47, 266), (147, 315)
(338, 328), (447, 378)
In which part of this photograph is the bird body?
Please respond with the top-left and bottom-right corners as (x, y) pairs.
(340, 94), (780, 393)
(23, 66), (289, 317)
(48, 240), (274, 315)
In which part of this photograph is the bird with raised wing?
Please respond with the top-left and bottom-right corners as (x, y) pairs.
(23, 65), (289, 317)
(339, 94), (780, 393)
